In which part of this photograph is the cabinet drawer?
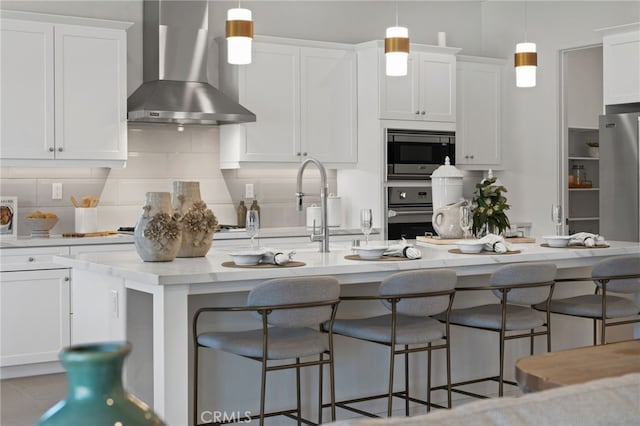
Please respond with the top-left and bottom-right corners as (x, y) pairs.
(0, 246), (69, 272)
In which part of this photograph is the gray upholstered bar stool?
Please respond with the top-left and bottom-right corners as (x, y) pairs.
(328, 269), (456, 418)
(534, 255), (640, 345)
(434, 263), (556, 398)
(193, 276), (340, 426)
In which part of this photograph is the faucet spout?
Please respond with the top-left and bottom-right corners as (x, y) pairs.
(296, 158), (330, 253)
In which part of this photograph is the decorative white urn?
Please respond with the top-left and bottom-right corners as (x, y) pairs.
(134, 192), (182, 262)
(172, 181), (218, 258)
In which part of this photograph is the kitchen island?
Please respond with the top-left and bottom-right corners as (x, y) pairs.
(54, 240), (640, 425)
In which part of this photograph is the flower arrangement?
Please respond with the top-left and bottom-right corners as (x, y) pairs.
(179, 201), (218, 247)
(143, 212), (181, 251)
(471, 176), (511, 236)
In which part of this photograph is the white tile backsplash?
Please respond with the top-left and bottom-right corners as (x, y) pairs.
(1, 126), (322, 234)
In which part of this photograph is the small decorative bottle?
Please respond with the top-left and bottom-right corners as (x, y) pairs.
(36, 342), (165, 426)
(250, 199), (260, 220)
(172, 181), (218, 258)
(237, 200), (247, 227)
(134, 192), (182, 262)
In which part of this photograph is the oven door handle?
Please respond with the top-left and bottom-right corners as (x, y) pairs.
(388, 209), (434, 217)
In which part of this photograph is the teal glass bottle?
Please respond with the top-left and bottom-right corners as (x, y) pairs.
(36, 342), (165, 426)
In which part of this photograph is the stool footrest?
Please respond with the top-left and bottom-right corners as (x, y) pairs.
(322, 390), (448, 418)
(432, 376), (518, 400)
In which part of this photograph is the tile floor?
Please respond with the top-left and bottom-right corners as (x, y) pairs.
(1, 374), (67, 426)
(1, 373), (510, 425)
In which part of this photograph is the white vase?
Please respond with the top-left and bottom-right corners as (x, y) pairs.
(588, 146), (599, 158)
(134, 192), (182, 262)
(172, 181), (217, 257)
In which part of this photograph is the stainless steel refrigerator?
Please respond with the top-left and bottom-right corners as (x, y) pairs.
(599, 112), (640, 242)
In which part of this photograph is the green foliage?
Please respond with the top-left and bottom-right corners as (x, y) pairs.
(471, 176), (511, 236)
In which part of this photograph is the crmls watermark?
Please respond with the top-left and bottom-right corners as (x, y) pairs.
(200, 410), (252, 424)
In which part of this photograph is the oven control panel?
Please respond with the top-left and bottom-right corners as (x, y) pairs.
(388, 187), (432, 206)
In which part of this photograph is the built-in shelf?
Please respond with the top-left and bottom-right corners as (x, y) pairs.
(568, 216), (600, 221)
(568, 156), (599, 161)
(569, 188), (599, 191)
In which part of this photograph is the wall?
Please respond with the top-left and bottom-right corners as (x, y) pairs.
(1, 1), (638, 235)
(0, 125), (335, 235)
(481, 1), (639, 235)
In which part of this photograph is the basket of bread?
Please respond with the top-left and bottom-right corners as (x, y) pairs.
(24, 210), (59, 238)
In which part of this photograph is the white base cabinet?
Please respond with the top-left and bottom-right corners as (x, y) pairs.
(0, 242), (133, 378)
(0, 269), (70, 368)
(219, 36), (357, 168)
(0, 11), (130, 167)
(456, 56), (504, 169)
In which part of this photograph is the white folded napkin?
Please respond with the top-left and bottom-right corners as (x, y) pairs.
(568, 232), (607, 247)
(478, 234), (512, 253)
(384, 241), (422, 259)
(261, 248), (295, 265)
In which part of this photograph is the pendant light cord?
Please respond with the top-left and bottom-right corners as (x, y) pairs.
(524, 0), (528, 42)
(395, 2), (398, 27)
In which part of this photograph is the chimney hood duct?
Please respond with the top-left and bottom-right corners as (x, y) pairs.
(127, 0), (255, 125)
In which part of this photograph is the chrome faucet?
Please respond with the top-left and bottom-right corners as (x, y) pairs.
(296, 157), (330, 252)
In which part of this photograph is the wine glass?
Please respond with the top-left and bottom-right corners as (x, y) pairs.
(459, 205), (472, 239)
(360, 209), (373, 244)
(246, 210), (260, 249)
(551, 204), (563, 236)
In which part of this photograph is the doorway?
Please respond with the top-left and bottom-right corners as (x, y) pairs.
(559, 45), (603, 235)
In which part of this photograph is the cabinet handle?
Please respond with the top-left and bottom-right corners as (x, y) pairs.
(470, 155), (474, 159)
(64, 276), (70, 282)
(28, 257), (35, 262)
(464, 155), (469, 159)
(58, 147), (63, 152)
(421, 111), (426, 115)
(303, 152), (307, 156)
(415, 110), (420, 115)
(296, 152), (301, 156)
(49, 147), (54, 152)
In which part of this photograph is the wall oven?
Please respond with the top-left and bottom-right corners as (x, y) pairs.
(387, 129), (455, 179)
(387, 186), (434, 240)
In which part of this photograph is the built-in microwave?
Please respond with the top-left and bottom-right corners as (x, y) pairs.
(386, 129), (455, 179)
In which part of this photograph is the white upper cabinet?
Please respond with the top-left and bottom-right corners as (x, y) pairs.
(600, 24), (640, 106)
(456, 57), (504, 169)
(0, 12), (131, 167)
(219, 36), (357, 168)
(1, 19), (55, 159)
(222, 42), (301, 164)
(380, 49), (457, 122)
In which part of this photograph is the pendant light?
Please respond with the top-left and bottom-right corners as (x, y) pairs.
(514, 1), (537, 87)
(226, 2), (253, 65)
(385, 3), (409, 77)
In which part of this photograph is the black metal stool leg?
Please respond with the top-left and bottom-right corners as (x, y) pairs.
(404, 345), (409, 416)
(388, 344), (395, 417)
(427, 342), (432, 412)
(296, 358), (302, 426)
(318, 353), (323, 425)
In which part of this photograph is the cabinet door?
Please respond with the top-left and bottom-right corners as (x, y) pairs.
(0, 19), (54, 159)
(456, 61), (502, 167)
(54, 25), (127, 160)
(301, 47), (357, 163)
(419, 53), (456, 122)
(379, 53), (420, 120)
(0, 269), (70, 366)
(238, 42), (300, 162)
(603, 30), (640, 105)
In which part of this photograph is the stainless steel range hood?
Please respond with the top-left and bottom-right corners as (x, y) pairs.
(127, 0), (255, 125)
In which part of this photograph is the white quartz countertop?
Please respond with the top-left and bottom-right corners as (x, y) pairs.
(54, 240), (640, 289)
(0, 226), (374, 249)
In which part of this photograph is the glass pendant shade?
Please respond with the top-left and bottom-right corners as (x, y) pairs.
(515, 42), (537, 88)
(226, 8), (253, 65)
(385, 26), (409, 77)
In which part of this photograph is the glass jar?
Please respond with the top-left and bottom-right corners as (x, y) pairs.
(571, 164), (586, 185)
